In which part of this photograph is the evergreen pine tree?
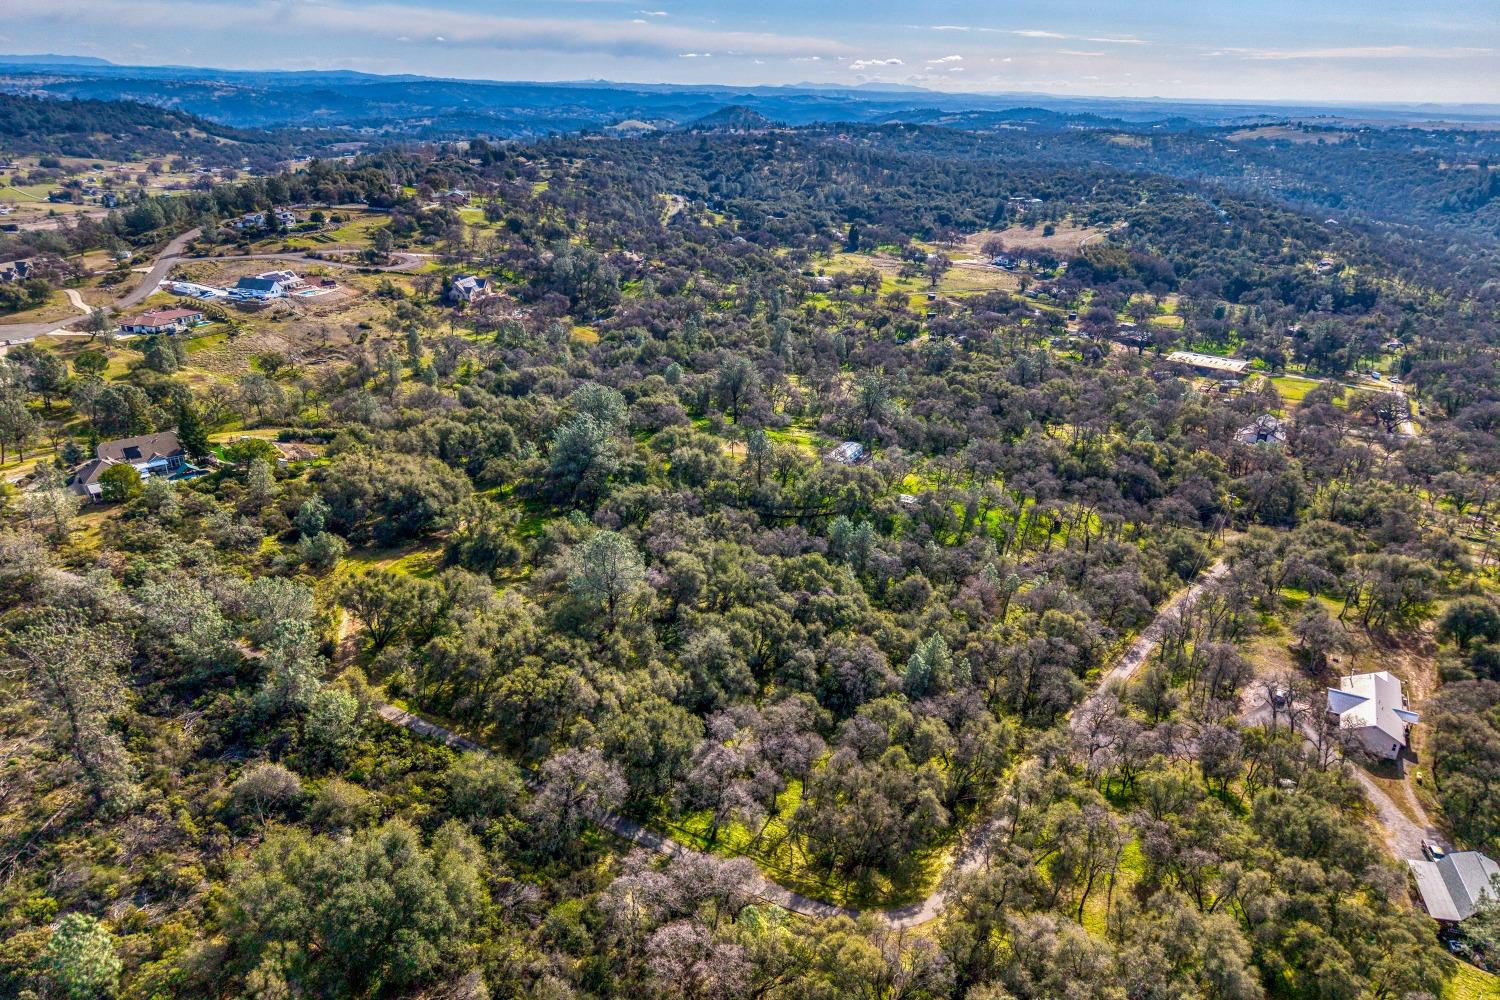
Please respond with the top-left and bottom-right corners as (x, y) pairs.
(176, 401), (209, 459)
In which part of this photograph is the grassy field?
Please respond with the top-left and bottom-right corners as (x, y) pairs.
(1227, 125), (1355, 145)
(1268, 374), (1322, 406)
(820, 250), (1016, 304)
(1444, 962), (1498, 1000)
(665, 778), (949, 909)
(962, 221), (1109, 255)
(343, 541), (445, 579)
(1079, 838), (1145, 935)
(325, 213), (391, 245)
(765, 424), (823, 456)
(0, 289), (82, 326)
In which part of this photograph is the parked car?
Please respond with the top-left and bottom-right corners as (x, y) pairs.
(1422, 841), (1446, 862)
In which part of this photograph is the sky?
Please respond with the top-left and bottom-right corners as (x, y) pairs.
(2, 0), (1497, 104)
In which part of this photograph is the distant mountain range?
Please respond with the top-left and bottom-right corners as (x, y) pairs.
(2, 55), (1498, 139)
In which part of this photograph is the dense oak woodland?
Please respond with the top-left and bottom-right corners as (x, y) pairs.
(0, 119), (1498, 1000)
(0, 94), (363, 168)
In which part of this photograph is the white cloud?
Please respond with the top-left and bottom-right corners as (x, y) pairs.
(928, 54), (963, 64)
(922, 25), (1149, 45)
(1225, 44), (1492, 60)
(635, 9), (668, 15)
(849, 57), (904, 70)
(2, 0), (849, 61)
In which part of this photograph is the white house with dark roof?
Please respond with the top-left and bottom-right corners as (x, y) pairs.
(1326, 671), (1420, 760)
(1408, 851), (1499, 923)
(230, 208), (297, 230)
(230, 270), (301, 301)
(448, 274), (494, 304)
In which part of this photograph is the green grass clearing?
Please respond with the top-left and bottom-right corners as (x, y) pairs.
(1444, 962), (1498, 1000)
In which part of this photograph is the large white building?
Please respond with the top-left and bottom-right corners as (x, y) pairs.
(1326, 671), (1420, 760)
(1165, 351), (1251, 376)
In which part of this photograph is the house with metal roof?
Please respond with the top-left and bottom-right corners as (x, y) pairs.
(1166, 351), (1251, 376)
(448, 274), (495, 304)
(1326, 670), (1420, 760)
(1408, 851), (1499, 923)
(827, 441), (865, 465)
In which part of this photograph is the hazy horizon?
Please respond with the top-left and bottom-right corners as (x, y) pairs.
(8, 51), (1500, 114)
(1, 0), (1496, 104)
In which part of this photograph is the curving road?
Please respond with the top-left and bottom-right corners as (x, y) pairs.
(115, 233), (427, 310)
(1071, 559), (1231, 734)
(375, 557), (1235, 927)
(0, 225), (427, 344)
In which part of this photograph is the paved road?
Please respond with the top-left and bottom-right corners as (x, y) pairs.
(118, 247), (426, 309)
(374, 557), (1235, 928)
(62, 289), (91, 314)
(0, 228), (204, 342)
(114, 227), (205, 309)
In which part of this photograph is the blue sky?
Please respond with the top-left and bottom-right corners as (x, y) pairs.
(3, 0), (1497, 103)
